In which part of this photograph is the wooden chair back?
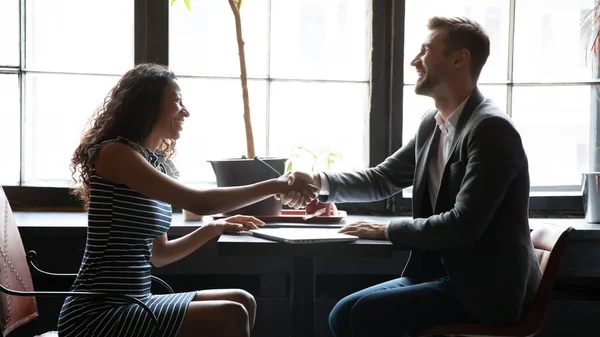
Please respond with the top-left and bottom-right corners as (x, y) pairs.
(418, 223), (574, 337)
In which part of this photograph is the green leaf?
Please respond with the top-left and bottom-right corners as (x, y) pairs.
(184, 0), (191, 11)
(170, 0), (176, 6)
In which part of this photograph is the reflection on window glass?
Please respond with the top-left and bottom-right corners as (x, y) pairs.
(270, 0), (371, 81)
(0, 0), (19, 66)
(269, 81), (370, 171)
(23, 74), (121, 186)
(169, 0), (270, 77)
(0, 75), (20, 185)
(513, 0), (595, 82)
(511, 86), (590, 187)
(26, 0), (133, 73)
(174, 78), (268, 185)
(404, 0), (509, 84)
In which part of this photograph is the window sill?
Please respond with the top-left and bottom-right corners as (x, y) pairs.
(3, 185), (585, 217)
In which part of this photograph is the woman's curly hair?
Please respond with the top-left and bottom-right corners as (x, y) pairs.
(70, 63), (178, 209)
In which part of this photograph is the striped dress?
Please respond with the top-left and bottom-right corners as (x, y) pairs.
(57, 137), (196, 337)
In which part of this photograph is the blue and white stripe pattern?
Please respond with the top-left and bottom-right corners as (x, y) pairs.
(57, 137), (195, 337)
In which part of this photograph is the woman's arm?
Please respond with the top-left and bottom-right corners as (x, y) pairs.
(95, 142), (318, 215)
(151, 215), (261, 267)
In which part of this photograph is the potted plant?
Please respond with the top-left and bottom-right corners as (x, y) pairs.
(284, 146), (345, 216)
(172, 0), (287, 217)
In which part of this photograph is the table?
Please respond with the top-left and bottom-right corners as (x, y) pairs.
(217, 230), (394, 337)
(13, 212), (600, 336)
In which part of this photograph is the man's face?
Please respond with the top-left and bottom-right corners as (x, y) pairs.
(410, 28), (453, 96)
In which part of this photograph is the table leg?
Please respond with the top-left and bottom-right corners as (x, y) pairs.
(290, 256), (315, 337)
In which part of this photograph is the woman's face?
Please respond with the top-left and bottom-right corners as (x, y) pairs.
(153, 79), (190, 141)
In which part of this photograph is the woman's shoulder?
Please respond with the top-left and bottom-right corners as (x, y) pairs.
(88, 137), (180, 180)
(87, 137), (148, 170)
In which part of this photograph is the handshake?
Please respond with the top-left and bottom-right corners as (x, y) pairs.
(274, 171), (323, 210)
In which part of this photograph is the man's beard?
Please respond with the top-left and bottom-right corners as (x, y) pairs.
(414, 74), (440, 96)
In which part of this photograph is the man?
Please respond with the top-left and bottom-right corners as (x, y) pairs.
(279, 17), (542, 337)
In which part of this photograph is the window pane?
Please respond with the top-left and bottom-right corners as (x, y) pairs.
(0, 75), (20, 185)
(268, 81), (369, 171)
(0, 0), (19, 66)
(270, 0), (372, 81)
(404, 0), (509, 84)
(512, 86), (590, 188)
(23, 74), (121, 186)
(402, 85), (507, 145)
(26, 0), (133, 73)
(169, 0), (270, 77)
(174, 78), (267, 185)
(513, 0), (594, 82)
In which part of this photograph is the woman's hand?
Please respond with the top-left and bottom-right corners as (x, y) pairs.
(207, 215), (265, 235)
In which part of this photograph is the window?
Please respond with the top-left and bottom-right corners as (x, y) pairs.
(169, 0), (372, 185)
(403, 0), (595, 195)
(4, 0), (585, 214)
(0, 0), (134, 187)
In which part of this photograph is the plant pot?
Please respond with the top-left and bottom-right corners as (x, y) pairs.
(210, 157), (288, 216)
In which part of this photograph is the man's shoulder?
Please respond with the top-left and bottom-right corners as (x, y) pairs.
(469, 98), (515, 131)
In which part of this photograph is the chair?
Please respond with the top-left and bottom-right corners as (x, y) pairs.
(0, 186), (174, 337)
(418, 223), (574, 337)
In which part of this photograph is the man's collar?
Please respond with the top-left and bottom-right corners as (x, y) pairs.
(435, 95), (471, 131)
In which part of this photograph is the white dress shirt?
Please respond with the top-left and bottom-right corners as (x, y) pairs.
(318, 96), (470, 240)
(427, 96), (469, 208)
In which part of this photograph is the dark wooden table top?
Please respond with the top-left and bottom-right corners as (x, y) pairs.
(13, 210), (599, 241)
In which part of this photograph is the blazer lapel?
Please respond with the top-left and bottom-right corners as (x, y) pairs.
(413, 124), (440, 214)
(442, 87), (486, 170)
(433, 87), (486, 212)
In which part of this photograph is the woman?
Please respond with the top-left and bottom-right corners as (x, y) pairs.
(57, 63), (318, 337)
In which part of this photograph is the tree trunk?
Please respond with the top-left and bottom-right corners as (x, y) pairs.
(228, 0), (256, 159)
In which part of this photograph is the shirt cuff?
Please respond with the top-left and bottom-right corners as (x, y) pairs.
(318, 173), (330, 195)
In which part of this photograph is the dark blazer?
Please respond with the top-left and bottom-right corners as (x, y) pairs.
(321, 88), (542, 324)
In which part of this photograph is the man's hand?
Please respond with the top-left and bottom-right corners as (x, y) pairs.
(339, 220), (387, 240)
(275, 171), (321, 209)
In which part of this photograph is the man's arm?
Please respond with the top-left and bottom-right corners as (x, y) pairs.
(387, 116), (526, 249)
(319, 136), (417, 203)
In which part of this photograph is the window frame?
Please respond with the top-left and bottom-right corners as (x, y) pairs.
(3, 0), (584, 217)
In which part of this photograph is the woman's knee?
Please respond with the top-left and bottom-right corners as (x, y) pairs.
(179, 301), (250, 337)
(227, 289), (257, 314)
(223, 301), (250, 327)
